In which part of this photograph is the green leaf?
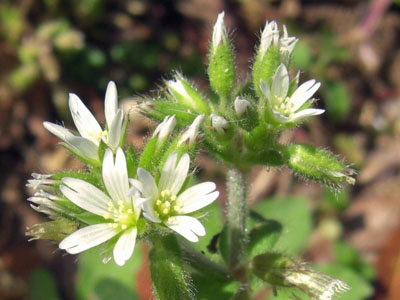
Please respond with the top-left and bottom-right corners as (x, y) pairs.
(334, 240), (376, 280)
(150, 234), (195, 300)
(94, 278), (137, 300)
(28, 269), (62, 300)
(291, 41), (313, 71)
(322, 81), (352, 122)
(252, 196), (312, 254)
(248, 218), (282, 259)
(192, 273), (240, 300)
(75, 245), (142, 300)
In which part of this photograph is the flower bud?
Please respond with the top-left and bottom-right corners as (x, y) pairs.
(252, 22), (297, 98)
(210, 114), (228, 134)
(166, 74), (210, 114)
(178, 114), (204, 147)
(252, 253), (350, 300)
(234, 97), (251, 116)
(28, 190), (64, 216)
(26, 218), (78, 242)
(284, 143), (356, 188)
(208, 11), (235, 99)
(153, 115), (176, 147)
(26, 173), (58, 191)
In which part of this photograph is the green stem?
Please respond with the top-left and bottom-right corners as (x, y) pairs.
(226, 168), (247, 270)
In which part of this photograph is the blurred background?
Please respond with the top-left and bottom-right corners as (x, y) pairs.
(1, 0), (400, 299)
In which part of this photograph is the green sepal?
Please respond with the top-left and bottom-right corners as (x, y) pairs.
(251, 253), (293, 286)
(98, 140), (108, 163)
(75, 211), (107, 225)
(150, 234), (195, 300)
(119, 113), (129, 148)
(52, 170), (102, 189)
(125, 145), (138, 178)
(26, 218), (78, 242)
(232, 98), (259, 132)
(283, 143), (356, 188)
(167, 74), (210, 115)
(146, 99), (197, 128)
(208, 41), (236, 100)
(138, 137), (158, 173)
(252, 46), (281, 98)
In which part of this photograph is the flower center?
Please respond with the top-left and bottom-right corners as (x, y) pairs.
(153, 189), (183, 222)
(273, 96), (294, 117)
(88, 130), (108, 144)
(104, 201), (136, 230)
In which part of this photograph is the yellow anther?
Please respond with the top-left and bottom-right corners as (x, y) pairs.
(171, 195), (177, 201)
(121, 224), (127, 230)
(156, 200), (162, 206)
(163, 208), (169, 214)
(174, 205), (180, 212)
(103, 213), (111, 220)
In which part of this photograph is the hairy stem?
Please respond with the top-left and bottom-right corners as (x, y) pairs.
(226, 168), (248, 270)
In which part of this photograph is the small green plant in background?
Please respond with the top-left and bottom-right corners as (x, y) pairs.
(25, 12), (373, 300)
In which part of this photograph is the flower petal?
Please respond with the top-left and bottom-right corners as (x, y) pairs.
(142, 200), (161, 223)
(102, 148), (130, 205)
(290, 80), (320, 111)
(158, 152), (178, 191)
(105, 81), (118, 126)
(60, 178), (110, 216)
(106, 109), (124, 150)
(169, 153), (190, 195)
(167, 223), (199, 242)
(271, 64), (289, 100)
(179, 191), (219, 214)
(178, 182), (219, 214)
(64, 136), (99, 160)
(59, 223), (118, 254)
(68, 93), (102, 143)
(113, 227), (137, 266)
(137, 168), (158, 199)
(173, 216), (206, 236)
(43, 122), (74, 141)
(260, 80), (270, 99)
(290, 108), (325, 122)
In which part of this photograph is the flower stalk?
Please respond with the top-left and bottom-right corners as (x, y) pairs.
(226, 168), (248, 271)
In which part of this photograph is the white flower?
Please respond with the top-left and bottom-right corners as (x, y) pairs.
(43, 81), (126, 162)
(234, 97), (251, 116)
(153, 115), (176, 147)
(210, 114), (228, 134)
(59, 148), (140, 266)
(259, 22), (298, 64)
(177, 114), (204, 147)
(212, 11), (227, 53)
(130, 152), (219, 242)
(260, 64), (324, 123)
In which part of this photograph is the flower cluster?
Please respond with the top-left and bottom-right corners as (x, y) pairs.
(145, 12), (354, 187)
(27, 82), (219, 265)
